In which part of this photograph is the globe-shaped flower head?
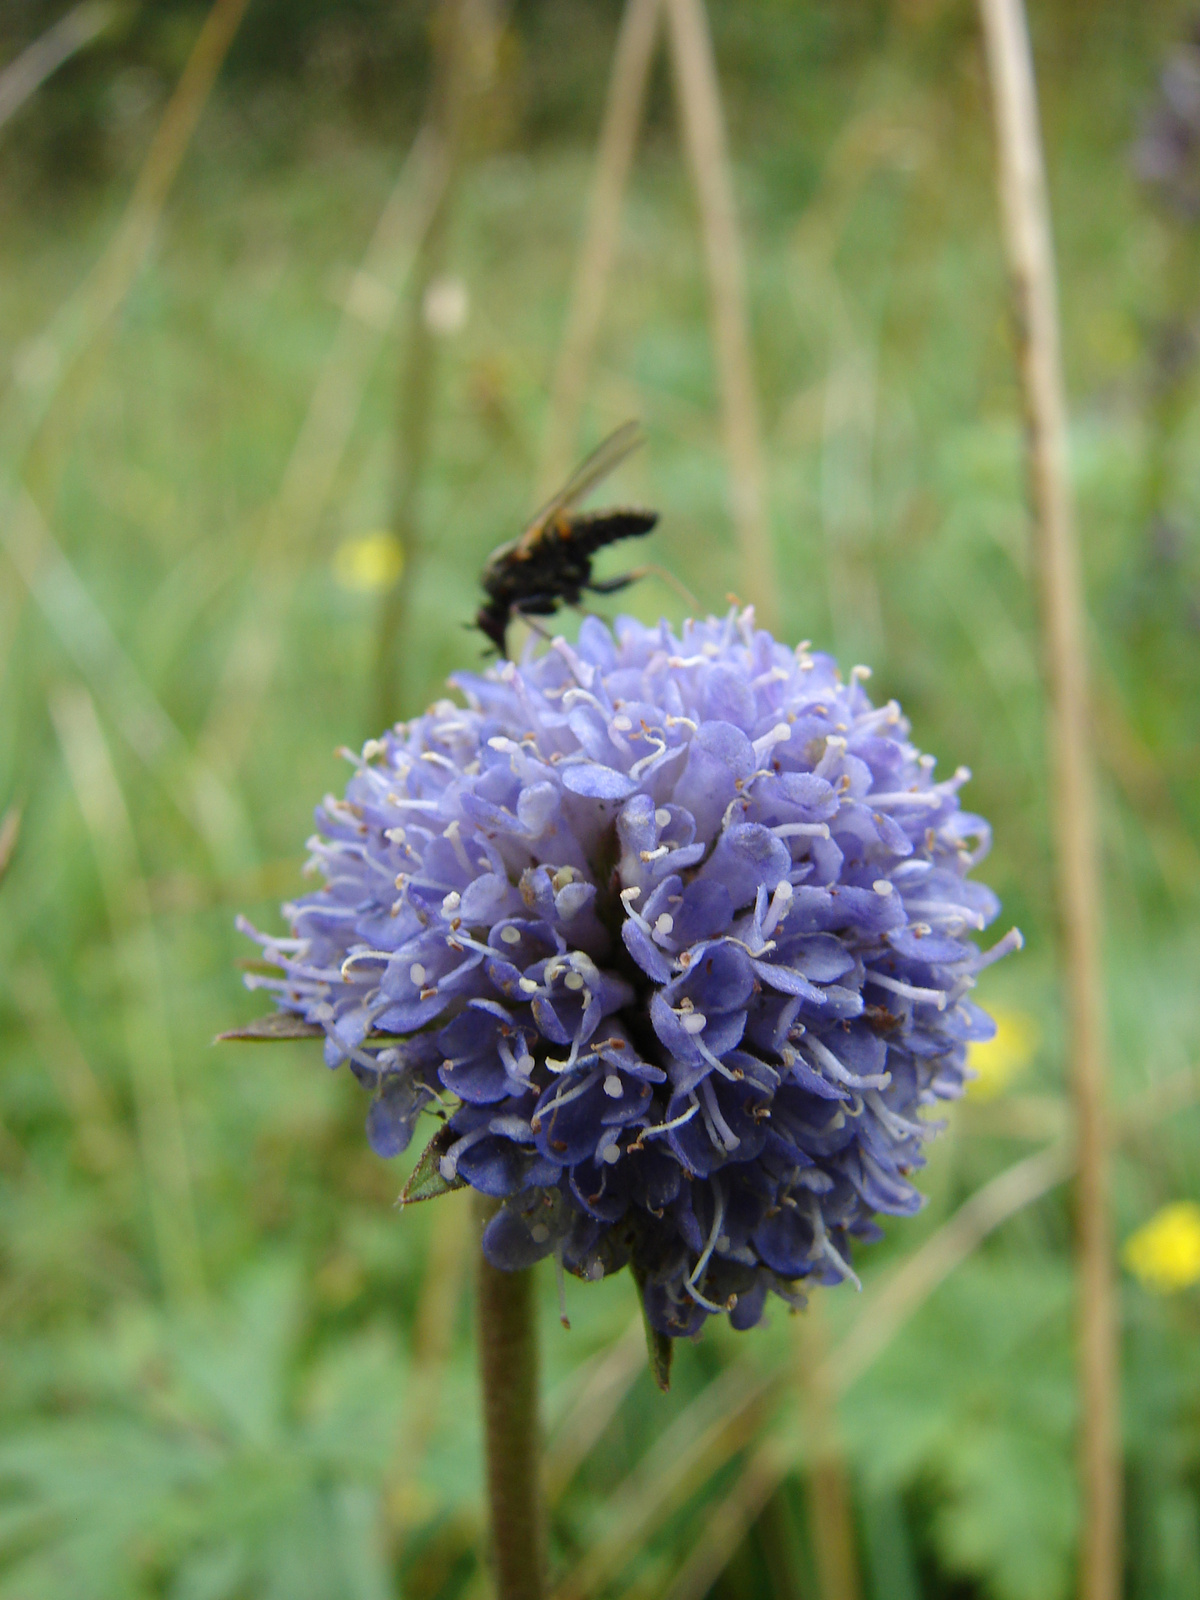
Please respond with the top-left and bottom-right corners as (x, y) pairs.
(240, 610), (1019, 1339)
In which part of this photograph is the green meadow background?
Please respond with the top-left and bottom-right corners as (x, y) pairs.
(2, 2), (1200, 1596)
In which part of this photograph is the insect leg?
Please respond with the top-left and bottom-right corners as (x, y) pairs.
(586, 573), (638, 595)
(510, 603), (556, 645)
(586, 565), (700, 609)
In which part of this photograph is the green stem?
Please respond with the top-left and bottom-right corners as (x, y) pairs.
(476, 1196), (545, 1600)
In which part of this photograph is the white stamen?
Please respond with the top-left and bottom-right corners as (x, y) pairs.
(700, 1076), (740, 1151)
(865, 790), (945, 809)
(441, 890), (461, 914)
(631, 739), (669, 782)
(753, 721), (792, 758)
(409, 963), (426, 986)
(681, 1012), (707, 1035)
(563, 971), (585, 991)
(603, 1074), (623, 1098)
(500, 925), (522, 945)
(873, 879), (894, 896)
(688, 1178), (727, 1291)
(638, 1099), (700, 1140)
(867, 970), (947, 1008)
(443, 818), (472, 872)
(518, 977), (539, 994)
(554, 1246), (570, 1328)
(976, 927), (1024, 967)
(760, 880), (793, 941)
(804, 1033), (892, 1091)
(654, 808), (672, 828)
(903, 900), (985, 930)
(654, 913), (675, 937)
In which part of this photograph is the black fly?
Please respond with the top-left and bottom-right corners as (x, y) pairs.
(475, 421), (658, 656)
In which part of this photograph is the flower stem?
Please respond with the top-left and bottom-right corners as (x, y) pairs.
(476, 1196), (545, 1600)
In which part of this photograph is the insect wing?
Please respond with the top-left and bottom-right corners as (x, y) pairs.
(515, 420), (644, 556)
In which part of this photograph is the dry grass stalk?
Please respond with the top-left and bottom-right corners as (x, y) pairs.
(1, 0), (252, 462)
(199, 128), (451, 772)
(374, 0), (502, 727)
(549, 1360), (770, 1600)
(0, 0), (255, 874)
(0, 2), (116, 133)
(543, 1316), (644, 1501)
(663, 0), (777, 628)
(0, 802), (21, 886)
(3, 491), (252, 874)
(640, 1139), (1075, 1600)
(976, 3), (1120, 1596)
(50, 686), (205, 1309)
(537, 0), (662, 496)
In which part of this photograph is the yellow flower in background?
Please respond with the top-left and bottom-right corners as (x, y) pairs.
(1123, 1202), (1200, 1294)
(966, 1006), (1039, 1099)
(333, 530), (405, 594)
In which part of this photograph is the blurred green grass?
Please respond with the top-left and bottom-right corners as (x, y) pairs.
(2, 3), (1200, 1597)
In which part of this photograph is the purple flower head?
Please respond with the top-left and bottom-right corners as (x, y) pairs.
(240, 611), (1019, 1339)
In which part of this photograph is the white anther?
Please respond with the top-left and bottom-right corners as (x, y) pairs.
(654, 914), (674, 936)
(681, 1012), (707, 1035)
(621, 885), (642, 902)
(488, 736), (513, 750)
(441, 890), (461, 914)
(851, 664), (872, 681)
(500, 926), (522, 945)
(530, 1223), (550, 1244)
(603, 1075), (623, 1098)
(409, 963), (426, 986)
(385, 826), (406, 843)
(601, 1144), (621, 1165)
(518, 978), (539, 994)
(611, 714), (633, 732)
(654, 808), (671, 828)
(873, 879), (894, 896)
(563, 971), (585, 991)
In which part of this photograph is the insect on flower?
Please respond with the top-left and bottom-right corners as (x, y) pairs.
(475, 420), (659, 656)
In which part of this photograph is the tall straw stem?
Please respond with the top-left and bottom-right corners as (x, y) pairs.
(663, 0), (777, 629)
(976, 4), (1120, 1598)
(538, 0), (661, 496)
(475, 1196), (545, 1600)
(373, 0), (485, 728)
